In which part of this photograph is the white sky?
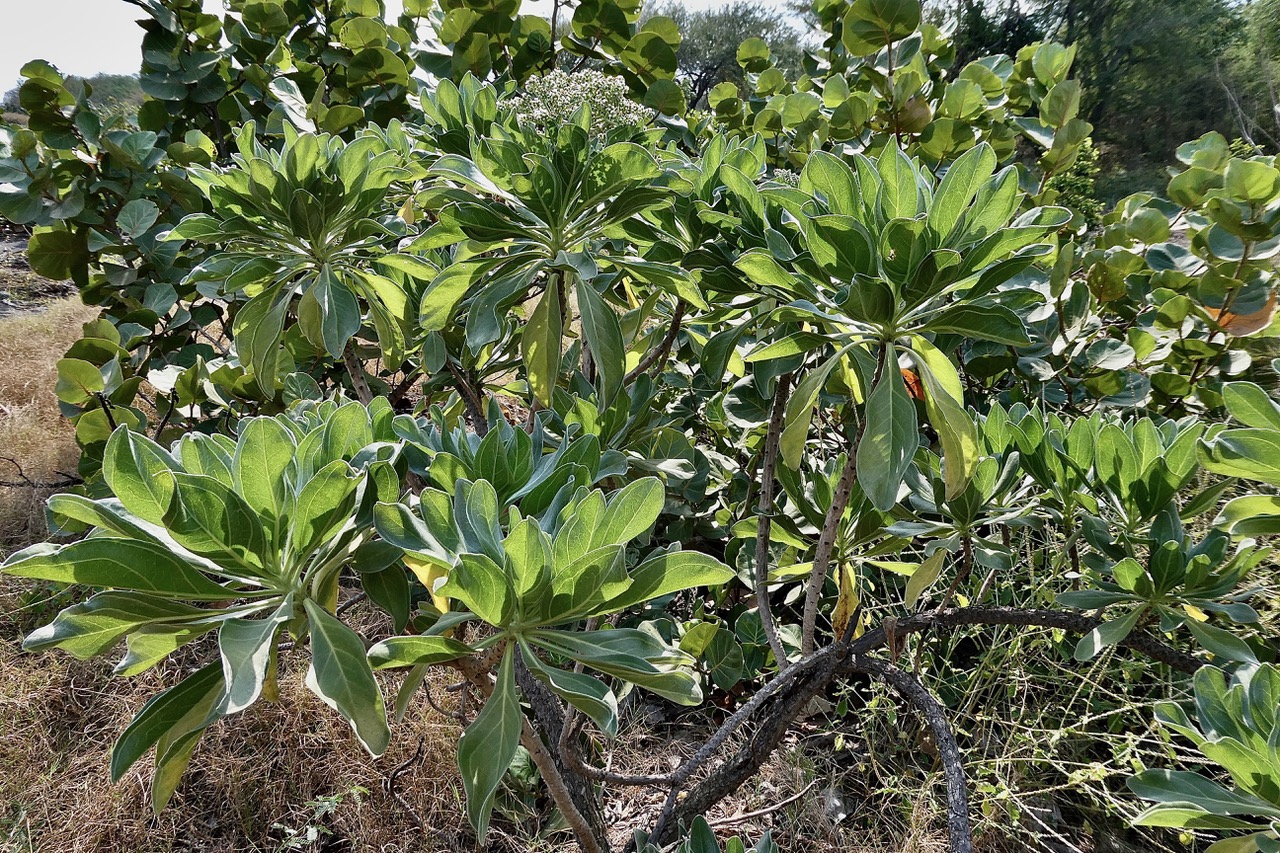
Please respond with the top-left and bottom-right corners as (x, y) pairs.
(1, 0), (796, 94)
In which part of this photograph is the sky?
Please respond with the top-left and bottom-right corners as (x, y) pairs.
(1, 0), (796, 94)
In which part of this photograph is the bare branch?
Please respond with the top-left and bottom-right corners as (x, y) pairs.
(852, 657), (972, 853)
(753, 372), (793, 667)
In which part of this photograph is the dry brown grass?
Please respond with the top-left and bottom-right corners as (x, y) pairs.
(0, 587), (540, 853)
(0, 298), (99, 554)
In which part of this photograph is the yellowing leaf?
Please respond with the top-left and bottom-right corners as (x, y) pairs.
(833, 562), (863, 640)
(1182, 604), (1210, 623)
(405, 554), (450, 614)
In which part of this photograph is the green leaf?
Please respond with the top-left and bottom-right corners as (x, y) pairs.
(116, 621), (221, 677)
(288, 460), (360, 563)
(780, 350), (847, 469)
(457, 644), (523, 838)
(54, 357), (105, 405)
(164, 213), (226, 243)
(1217, 495), (1280, 537)
(735, 250), (801, 293)
(523, 281), (563, 407)
(1200, 429), (1280, 487)
(857, 359), (918, 511)
(904, 549), (946, 608)
(303, 599), (390, 756)
(439, 553), (514, 626)
(927, 143), (996, 243)
(1073, 607), (1144, 661)
(301, 266), (362, 360)
(110, 662), (225, 783)
(1130, 770), (1280, 820)
(2, 539), (237, 600)
(419, 260), (490, 331)
(103, 427), (178, 525)
(843, 0), (921, 56)
(233, 416), (297, 528)
(164, 472), (271, 573)
(233, 285), (291, 393)
(22, 592), (210, 659)
(118, 199), (160, 239)
(910, 336), (978, 499)
(367, 635), (473, 668)
(578, 284), (625, 407)
(530, 628), (701, 705)
(597, 549), (735, 613)
(877, 143), (922, 221)
(1222, 383), (1280, 431)
(219, 596), (294, 714)
(1224, 159), (1280, 204)
(520, 639), (619, 738)
(593, 478), (665, 548)
(745, 333), (831, 363)
(27, 226), (88, 281)
(1185, 619), (1258, 665)
(924, 304), (1030, 346)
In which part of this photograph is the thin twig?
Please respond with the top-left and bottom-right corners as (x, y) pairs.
(335, 591), (367, 618)
(0, 456), (81, 489)
(706, 780), (817, 829)
(383, 738), (425, 831)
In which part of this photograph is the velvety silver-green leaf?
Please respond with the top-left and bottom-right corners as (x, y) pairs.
(303, 598), (390, 756)
(2, 539), (239, 600)
(597, 549), (734, 614)
(103, 427), (179, 525)
(219, 596), (294, 713)
(22, 592), (211, 659)
(111, 662), (225, 783)
(456, 644), (522, 838)
(367, 634), (473, 668)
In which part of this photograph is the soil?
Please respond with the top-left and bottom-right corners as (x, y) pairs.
(0, 221), (76, 318)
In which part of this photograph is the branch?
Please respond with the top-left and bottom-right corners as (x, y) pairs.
(753, 372), (793, 667)
(852, 657), (972, 853)
(343, 341), (374, 405)
(801, 342), (883, 655)
(639, 603), (1203, 847)
(445, 360), (490, 437)
(848, 606), (1202, 675)
(624, 300), (686, 384)
(0, 456), (82, 489)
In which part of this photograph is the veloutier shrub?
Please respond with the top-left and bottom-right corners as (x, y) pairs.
(2, 0), (1280, 850)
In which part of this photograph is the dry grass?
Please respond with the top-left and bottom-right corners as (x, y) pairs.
(0, 298), (99, 554)
(0, 587), (538, 853)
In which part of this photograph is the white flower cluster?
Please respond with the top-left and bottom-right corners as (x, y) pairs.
(768, 169), (800, 187)
(507, 70), (650, 139)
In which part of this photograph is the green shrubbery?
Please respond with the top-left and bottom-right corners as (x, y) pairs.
(2, 0), (1280, 850)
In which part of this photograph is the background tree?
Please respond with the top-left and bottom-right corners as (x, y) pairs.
(2, 72), (141, 120)
(648, 1), (804, 107)
(1219, 0), (1280, 151)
